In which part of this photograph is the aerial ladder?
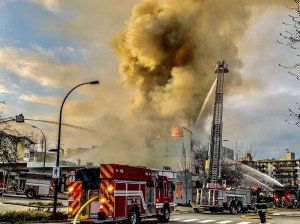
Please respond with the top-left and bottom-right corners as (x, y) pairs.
(0, 114), (24, 124)
(192, 61), (255, 214)
(208, 60), (228, 183)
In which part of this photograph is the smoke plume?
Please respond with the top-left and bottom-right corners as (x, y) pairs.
(111, 0), (252, 129)
(68, 0), (284, 168)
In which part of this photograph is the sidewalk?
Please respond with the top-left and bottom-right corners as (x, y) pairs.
(58, 192), (68, 200)
(174, 205), (194, 213)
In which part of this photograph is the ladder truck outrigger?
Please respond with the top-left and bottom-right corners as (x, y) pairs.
(67, 163), (176, 223)
(194, 60), (255, 214)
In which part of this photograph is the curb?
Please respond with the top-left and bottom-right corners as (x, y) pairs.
(241, 212), (300, 218)
(270, 213), (300, 217)
(3, 193), (68, 200)
(241, 214), (273, 219)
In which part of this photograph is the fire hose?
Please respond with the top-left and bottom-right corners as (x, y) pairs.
(73, 195), (99, 224)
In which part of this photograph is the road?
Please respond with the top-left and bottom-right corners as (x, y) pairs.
(150, 210), (300, 224)
(0, 195), (299, 224)
(139, 211), (300, 224)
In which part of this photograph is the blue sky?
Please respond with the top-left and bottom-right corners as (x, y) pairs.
(0, 0), (299, 167)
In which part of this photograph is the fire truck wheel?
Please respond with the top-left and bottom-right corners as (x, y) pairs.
(236, 202), (242, 213)
(159, 205), (170, 223)
(26, 189), (36, 199)
(230, 203), (237, 215)
(241, 207), (248, 213)
(127, 207), (140, 224)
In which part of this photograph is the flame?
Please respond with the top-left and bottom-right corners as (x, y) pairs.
(170, 127), (183, 137)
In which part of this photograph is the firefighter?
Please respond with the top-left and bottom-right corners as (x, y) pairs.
(256, 192), (268, 224)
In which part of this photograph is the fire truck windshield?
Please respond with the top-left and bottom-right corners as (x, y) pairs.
(75, 168), (99, 190)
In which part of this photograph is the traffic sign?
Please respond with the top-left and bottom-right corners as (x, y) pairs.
(52, 167), (60, 178)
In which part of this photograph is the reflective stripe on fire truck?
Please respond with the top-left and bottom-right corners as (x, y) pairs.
(100, 180), (114, 217)
(100, 164), (114, 178)
(156, 202), (175, 209)
(68, 182), (82, 217)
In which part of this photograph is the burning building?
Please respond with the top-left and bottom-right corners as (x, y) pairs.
(150, 127), (193, 171)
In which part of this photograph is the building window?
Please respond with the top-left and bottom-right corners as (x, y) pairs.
(176, 182), (182, 199)
(2, 140), (7, 147)
(29, 151), (35, 158)
(195, 166), (199, 175)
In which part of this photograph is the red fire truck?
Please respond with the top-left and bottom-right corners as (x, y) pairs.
(16, 172), (54, 199)
(273, 188), (297, 208)
(67, 164), (176, 223)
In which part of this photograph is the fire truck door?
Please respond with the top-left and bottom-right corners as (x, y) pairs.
(158, 177), (167, 198)
(146, 180), (155, 214)
(164, 180), (167, 198)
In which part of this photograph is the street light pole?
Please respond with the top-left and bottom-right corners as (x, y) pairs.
(53, 80), (99, 213)
(32, 125), (47, 173)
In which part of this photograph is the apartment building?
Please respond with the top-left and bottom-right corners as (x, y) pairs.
(242, 150), (300, 190)
(0, 131), (36, 162)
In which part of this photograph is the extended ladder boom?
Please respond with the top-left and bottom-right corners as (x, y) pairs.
(208, 60), (228, 182)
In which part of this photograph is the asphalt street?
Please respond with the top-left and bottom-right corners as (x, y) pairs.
(1, 194), (300, 223)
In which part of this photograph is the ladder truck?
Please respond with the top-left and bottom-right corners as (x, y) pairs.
(195, 61), (255, 214)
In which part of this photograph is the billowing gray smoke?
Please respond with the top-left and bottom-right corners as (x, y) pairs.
(70, 0), (284, 168)
(111, 0), (255, 129)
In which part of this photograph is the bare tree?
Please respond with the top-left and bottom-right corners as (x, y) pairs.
(0, 104), (36, 163)
(231, 140), (255, 161)
(192, 143), (208, 186)
(221, 158), (245, 187)
(278, 0), (300, 125)
(177, 142), (192, 205)
(220, 140), (261, 187)
(220, 141), (252, 187)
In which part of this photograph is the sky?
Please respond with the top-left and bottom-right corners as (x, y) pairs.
(0, 0), (299, 167)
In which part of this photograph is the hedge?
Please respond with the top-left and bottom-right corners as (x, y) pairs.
(0, 209), (67, 223)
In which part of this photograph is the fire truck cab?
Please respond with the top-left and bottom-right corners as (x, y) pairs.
(67, 164), (176, 223)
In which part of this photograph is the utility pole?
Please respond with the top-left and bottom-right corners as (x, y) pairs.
(208, 60), (228, 183)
